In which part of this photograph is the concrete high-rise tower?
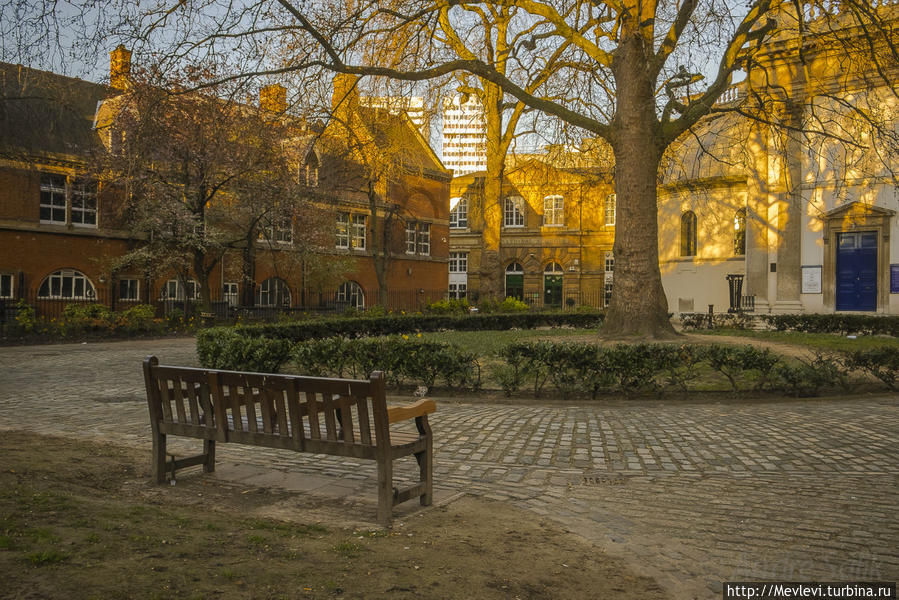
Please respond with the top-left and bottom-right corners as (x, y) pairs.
(441, 95), (487, 175)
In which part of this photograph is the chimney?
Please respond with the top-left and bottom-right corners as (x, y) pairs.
(260, 83), (287, 114)
(331, 73), (359, 113)
(110, 45), (132, 90)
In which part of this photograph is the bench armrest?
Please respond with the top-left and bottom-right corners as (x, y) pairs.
(387, 399), (436, 425)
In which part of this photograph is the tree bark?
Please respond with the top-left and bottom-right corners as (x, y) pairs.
(477, 81), (511, 300)
(603, 32), (677, 338)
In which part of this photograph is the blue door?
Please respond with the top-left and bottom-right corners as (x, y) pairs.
(836, 232), (877, 311)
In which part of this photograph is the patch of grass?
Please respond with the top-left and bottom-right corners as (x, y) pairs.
(246, 534), (267, 548)
(332, 540), (364, 558)
(704, 329), (899, 352)
(24, 549), (69, 566)
(0, 535), (15, 549)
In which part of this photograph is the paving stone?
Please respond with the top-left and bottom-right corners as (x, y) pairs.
(0, 337), (897, 600)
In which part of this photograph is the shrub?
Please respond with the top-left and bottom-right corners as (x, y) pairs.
(847, 347), (899, 390)
(197, 328), (292, 373)
(762, 314), (899, 336)
(117, 304), (157, 333)
(14, 299), (37, 332)
(497, 297), (529, 313)
(291, 336), (480, 390)
(604, 343), (668, 395)
(426, 298), (470, 315)
(62, 303), (113, 332)
(774, 354), (851, 397)
(705, 344), (781, 391)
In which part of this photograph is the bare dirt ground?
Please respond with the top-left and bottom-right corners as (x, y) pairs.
(0, 431), (668, 600)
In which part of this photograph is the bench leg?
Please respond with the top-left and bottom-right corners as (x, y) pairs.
(415, 444), (433, 506)
(377, 458), (394, 527)
(203, 439), (216, 473)
(152, 432), (167, 484)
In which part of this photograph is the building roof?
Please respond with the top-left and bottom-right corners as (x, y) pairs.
(0, 62), (112, 162)
(355, 105), (448, 180)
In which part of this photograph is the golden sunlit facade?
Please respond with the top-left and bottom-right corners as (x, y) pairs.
(659, 3), (899, 316)
(449, 156), (615, 307)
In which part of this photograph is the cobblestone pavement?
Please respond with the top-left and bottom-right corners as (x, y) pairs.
(1, 338), (897, 598)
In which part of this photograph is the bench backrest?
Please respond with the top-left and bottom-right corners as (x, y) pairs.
(143, 356), (390, 458)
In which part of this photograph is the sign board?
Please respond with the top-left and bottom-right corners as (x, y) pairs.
(801, 265), (822, 294)
(891, 265), (899, 293)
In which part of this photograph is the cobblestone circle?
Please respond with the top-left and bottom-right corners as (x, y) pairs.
(0, 337), (896, 599)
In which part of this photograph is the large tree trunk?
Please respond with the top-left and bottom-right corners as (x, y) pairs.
(478, 82), (505, 300)
(603, 32), (677, 338)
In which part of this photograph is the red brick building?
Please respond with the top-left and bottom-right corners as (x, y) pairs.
(0, 51), (450, 319)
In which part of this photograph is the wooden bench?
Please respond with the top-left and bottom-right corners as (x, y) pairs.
(142, 356), (436, 525)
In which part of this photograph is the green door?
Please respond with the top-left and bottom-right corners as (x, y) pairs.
(544, 274), (562, 308)
(505, 273), (524, 300)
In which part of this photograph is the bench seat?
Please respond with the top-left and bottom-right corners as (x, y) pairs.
(143, 356), (435, 525)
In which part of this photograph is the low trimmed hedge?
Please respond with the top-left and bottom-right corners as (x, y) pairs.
(196, 328), (899, 397)
(762, 314), (899, 336)
(216, 311), (604, 343)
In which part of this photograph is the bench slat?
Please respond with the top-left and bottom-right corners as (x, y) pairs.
(158, 379), (173, 422)
(185, 381), (201, 426)
(304, 388), (321, 440)
(323, 396), (338, 441)
(285, 383), (304, 451)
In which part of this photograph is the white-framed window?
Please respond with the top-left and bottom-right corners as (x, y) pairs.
(604, 251), (614, 273)
(405, 221), (431, 256)
(605, 193), (616, 226)
(337, 281), (365, 309)
(40, 175), (98, 227)
(0, 273), (14, 299)
(448, 282), (467, 299)
(449, 197), (468, 229)
(261, 214), (293, 244)
(336, 212), (349, 249)
(351, 214), (366, 250)
(604, 281), (613, 307)
(448, 252), (468, 273)
(257, 277), (291, 308)
(223, 282), (239, 307)
(118, 278), (139, 301)
(405, 221), (417, 254)
(71, 179), (97, 226)
(161, 279), (200, 301)
(38, 269), (96, 300)
(40, 174), (67, 224)
(543, 195), (564, 226)
(503, 196), (525, 228)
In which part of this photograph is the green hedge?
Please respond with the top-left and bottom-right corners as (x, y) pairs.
(196, 328), (897, 397)
(292, 336), (480, 389)
(761, 314), (899, 336)
(217, 312), (604, 343)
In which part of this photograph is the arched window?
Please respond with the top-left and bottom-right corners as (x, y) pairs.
(605, 193), (616, 226)
(680, 211), (697, 257)
(543, 195), (563, 226)
(734, 208), (746, 256)
(505, 262), (524, 300)
(257, 277), (291, 308)
(38, 269), (96, 299)
(337, 281), (365, 309)
(303, 152), (319, 187)
(449, 197), (468, 229)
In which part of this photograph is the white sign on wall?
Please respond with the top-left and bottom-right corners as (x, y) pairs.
(801, 265), (822, 294)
